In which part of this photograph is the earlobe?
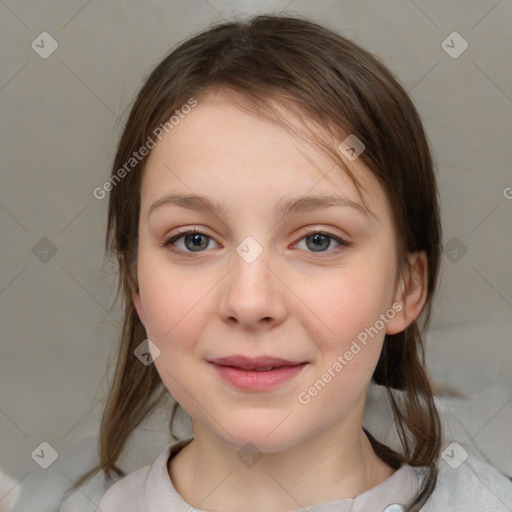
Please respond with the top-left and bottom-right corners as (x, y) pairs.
(385, 251), (428, 335)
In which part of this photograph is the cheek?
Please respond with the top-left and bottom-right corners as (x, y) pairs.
(303, 264), (394, 345)
(300, 260), (396, 400)
(138, 259), (211, 341)
(294, 272), (391, 422)
(137, 265), (212, 407)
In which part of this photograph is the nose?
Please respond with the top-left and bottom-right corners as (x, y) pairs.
(217, 246), (288, 331)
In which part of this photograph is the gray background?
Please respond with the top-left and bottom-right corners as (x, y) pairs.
(0, 0), (511, 510)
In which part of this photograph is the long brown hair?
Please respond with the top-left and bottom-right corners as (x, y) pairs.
(68, 14), (442, 510)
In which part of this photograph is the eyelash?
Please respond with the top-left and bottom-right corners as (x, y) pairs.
(162, 228), (351, 258)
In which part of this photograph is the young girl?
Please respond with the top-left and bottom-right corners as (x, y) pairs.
(68, 14), (511, 512)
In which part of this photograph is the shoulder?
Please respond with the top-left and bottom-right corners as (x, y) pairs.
(365, 383), (512, 509)
(415, 451), (512, 510)
(95, 464), (151, 512)
(95, 437), (193, 512)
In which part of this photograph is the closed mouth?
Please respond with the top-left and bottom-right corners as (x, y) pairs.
(208, 355), (307, 372)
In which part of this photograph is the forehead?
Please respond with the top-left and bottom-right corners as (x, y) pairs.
(141, 91), (390, 222)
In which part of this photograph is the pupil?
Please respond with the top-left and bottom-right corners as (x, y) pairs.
(185, 233), (208, 251)
(182, 233), (331, 252)
(307, 233), (329, 252)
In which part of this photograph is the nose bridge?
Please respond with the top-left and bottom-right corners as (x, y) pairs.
(218, 237), (286, 329)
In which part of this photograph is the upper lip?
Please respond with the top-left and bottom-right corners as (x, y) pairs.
(208, 355), (306, 370)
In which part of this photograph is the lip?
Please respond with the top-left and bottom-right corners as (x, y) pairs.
(209, 355), (305, 370)
(208, 355), (308, 391)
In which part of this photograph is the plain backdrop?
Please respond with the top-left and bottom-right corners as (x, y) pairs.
(0, 0), (511, 510)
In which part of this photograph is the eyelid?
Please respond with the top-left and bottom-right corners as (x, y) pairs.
(162, 227), (219, 256)
(292, 228), (351, 257)
(162, 227), (351, 257)
(295, 227), (350, 244)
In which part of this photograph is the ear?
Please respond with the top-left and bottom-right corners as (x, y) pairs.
(385, 251), (428, 335)
(121, 253), (146, 327)
(132, 288), (146, 326)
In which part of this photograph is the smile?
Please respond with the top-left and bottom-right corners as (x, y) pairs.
(208, 355), (308, 391)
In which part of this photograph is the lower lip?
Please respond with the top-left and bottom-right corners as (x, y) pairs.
(210, 363), (307, 391)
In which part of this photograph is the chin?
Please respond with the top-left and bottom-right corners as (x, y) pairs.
(208, 416), (308, 454)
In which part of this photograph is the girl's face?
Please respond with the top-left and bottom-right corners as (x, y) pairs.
(133, 92), (410, 452)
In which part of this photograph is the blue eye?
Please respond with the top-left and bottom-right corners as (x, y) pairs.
(162, 229), (350, 257)
(163, 229), (217, 254)
(293, 230), (350, 257)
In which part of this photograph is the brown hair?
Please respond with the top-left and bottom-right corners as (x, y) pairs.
(68, 14), (442, 511)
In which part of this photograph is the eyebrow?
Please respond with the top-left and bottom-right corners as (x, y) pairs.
(148, 193), (370, 219)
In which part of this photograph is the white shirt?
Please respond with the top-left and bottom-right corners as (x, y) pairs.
(96, 437), (421, 512)
(87, 383), (512, 511)
(96, 435), (512, 511)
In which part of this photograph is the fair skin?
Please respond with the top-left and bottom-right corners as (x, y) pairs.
(132, 91), (428, 511)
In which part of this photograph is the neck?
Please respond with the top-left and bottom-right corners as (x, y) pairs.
(168, 399), (395, 512)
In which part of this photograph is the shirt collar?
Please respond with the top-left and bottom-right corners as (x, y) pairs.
(145, 437), (420, 512)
